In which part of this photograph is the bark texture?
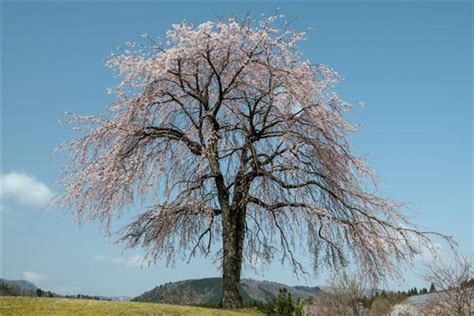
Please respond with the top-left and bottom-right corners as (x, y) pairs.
(221, 207), (246, 308)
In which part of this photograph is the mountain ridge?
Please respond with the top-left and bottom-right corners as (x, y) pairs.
(0, 278), (130, 301)
(133, 277), (320, 305)
(0, 278), (38, 296)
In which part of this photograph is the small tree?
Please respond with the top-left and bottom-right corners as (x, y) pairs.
(429, 282), (436, 293)
(55, 13), (453, 308)
(36, 288), (43, 297)
(422, 254), (473, 315)
(294, 298), (306, 316)
(309, 270), (371, 316)
(272, 288), (295, 316)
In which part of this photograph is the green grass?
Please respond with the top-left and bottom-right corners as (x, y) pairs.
(0, 296), (264, 316)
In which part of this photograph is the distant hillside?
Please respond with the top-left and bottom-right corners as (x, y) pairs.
(133, 278), (320, 305)
(0, 279), (38, 296)
(0, 278), (130, 301)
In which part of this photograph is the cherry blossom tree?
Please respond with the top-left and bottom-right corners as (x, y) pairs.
(309, 270), (371, 316)
(55, 14), (452, 308)
(422, 254), (473, 315)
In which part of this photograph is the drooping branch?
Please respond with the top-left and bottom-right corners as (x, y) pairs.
(55, 13), (454, 283)
(140, 126), (204, 155)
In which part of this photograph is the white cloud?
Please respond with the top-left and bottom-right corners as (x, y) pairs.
(22, 271), (48, 284)
(1, 171), (54, 207)
(94, 254), (147, 268)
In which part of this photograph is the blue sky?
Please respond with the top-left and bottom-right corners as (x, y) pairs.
(1, 2), (472, 297)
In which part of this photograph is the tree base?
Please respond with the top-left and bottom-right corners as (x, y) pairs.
(221, 290), (243, 309)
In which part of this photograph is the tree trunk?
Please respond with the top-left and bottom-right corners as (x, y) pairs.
(221, 206), (246, 308)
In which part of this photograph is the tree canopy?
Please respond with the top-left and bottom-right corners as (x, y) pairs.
(56, 14), (452, 303)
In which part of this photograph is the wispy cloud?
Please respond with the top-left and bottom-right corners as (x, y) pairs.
(22, 271), (48, 284)
(1, 171), (54, 207)
(94, 254), (147, 268)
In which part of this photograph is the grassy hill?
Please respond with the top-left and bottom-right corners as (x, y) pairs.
(133, 277), (319, 306)
(0, 296), (263, 316)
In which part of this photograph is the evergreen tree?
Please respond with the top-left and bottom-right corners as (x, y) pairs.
(271, 288), (295, 316)
(429, 283), (435, 293)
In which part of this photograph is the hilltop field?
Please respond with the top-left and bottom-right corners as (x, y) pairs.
(0, 296), (263, 316)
